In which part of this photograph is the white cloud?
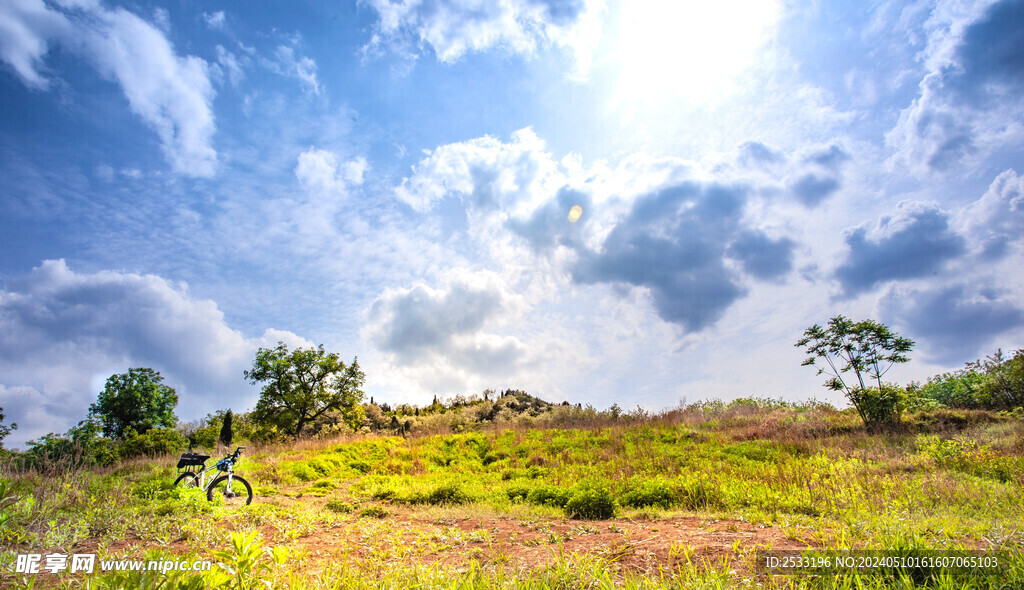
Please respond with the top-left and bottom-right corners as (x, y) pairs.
(215, 44), (244, 87)
(0, 260), (310, 449)
(0, 0), (71, 89)
(295, 148), (367, 193)
(362, 269), (530, 395)
(0, 0), (219, 176)
(395, 127), (563, 216)
(887, 0), (1024, 174)
(203, 10), (225, 30)
(361, 0), (604, 78)
(274, 45), (321, 95)
(960, 168), (1024, 260)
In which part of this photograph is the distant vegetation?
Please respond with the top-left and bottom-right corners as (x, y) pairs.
(4, 337), (1024, 475)
(798, 316), (1024, 430)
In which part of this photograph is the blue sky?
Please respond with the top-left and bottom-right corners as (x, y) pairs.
(1, 0), (1022, 448)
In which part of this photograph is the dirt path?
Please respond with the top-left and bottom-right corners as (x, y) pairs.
(281, 509), (817, 578)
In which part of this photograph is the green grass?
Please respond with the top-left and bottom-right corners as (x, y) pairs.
(1, 402), (1022, 588)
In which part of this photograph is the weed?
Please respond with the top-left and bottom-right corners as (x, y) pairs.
(409, 482), (471, 506)
(359, 505), (388, 518)
(326, 499), (354, 513)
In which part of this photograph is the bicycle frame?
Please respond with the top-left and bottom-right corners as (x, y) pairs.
(184, 463), (212, 489)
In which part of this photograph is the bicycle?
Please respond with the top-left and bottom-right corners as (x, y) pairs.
(175, 446), (253, 507)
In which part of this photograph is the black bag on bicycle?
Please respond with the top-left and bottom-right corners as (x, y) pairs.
(177, 452), (210, 469)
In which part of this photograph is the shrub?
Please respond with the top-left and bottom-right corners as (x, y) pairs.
(505, 485), (531, 502)
(847, 383), (912, 429)
(621, 480), (677, 509)
(348, 460), (372, 474)
(410, 482), (470, 506)
(21, 419), (117, 469)
(326, 499), (354, 513)
(371, 487), (397, 501)
(564, 485), (616, 520)
(482, 451), (508, 466)
(526, 485), (571, 508)
(290, 463), (319, 482)
(526, 465), (548, 479)
(119, 427), (186, 459)
(918, 349), (1024, 411)
(359, 505), (388, 518)
(919, 367), (987, 409)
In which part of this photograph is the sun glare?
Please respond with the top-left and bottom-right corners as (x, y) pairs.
(613, 0), (781, 105)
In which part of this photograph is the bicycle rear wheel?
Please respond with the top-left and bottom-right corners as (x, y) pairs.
(207, 475), (253, 507)
(174, 472), (200, 488)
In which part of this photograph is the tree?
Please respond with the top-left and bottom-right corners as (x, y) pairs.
(89, 368), (178, 439)
(975, 348), (1024, 410)
(219, 410), (234, 447)
(0, 407), (16, 450)
(245, 342), (365, 438)
(796, 316), (914, 427)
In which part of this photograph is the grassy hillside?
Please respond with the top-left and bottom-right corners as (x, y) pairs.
(1, 399), (1023, 588)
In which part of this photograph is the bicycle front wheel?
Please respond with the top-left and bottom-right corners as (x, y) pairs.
(207, 475), (253, 507)
(174, 472), (200, 488)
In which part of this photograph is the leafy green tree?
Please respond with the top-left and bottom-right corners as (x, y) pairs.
(219, 410), (234, 447)
(89, 368), (178, 439)
(975, 348), (1024, 410)
(245, 342), (365, 438)
(0, 407), (16, 450)
(796, 315), (914, 427)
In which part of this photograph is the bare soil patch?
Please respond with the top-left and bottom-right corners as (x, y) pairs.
(284, 509), (817, 578)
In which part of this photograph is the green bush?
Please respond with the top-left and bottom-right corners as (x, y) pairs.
(348, 460), (372, 474)
(620, 480), (677, 509)
(526, 485), (571, 508)
(119, 427), (187, 459)
(290, 463), (319, 482)
(326, 499), (354, 513)
(409, 482), (470, 505)
(359, 505), (388, 518)
(505, 485), (531, 502)
(564, 485), (616, 520)
(847, 383), (911, 428)
(919, 367), (987, 409)
(526, 465), (548, 479)
(482, 451), (508, 466)
(918, 349), (1024, 410)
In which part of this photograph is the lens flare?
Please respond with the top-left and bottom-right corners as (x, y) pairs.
(568, 205), (583, 222)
